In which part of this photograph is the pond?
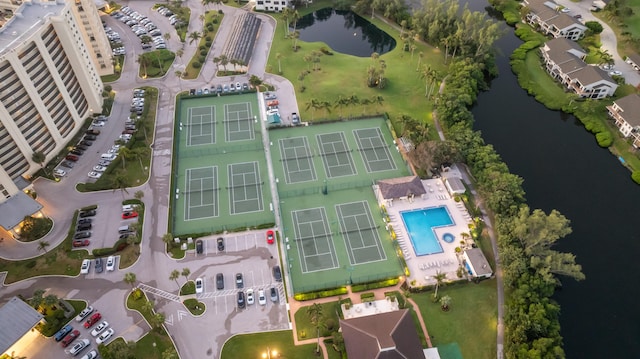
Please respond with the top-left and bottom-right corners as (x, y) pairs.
(294, 8), (396, 57)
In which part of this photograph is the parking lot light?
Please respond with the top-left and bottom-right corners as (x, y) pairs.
(261, 347), (278, 358)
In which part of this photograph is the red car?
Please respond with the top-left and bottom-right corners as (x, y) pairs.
(266, 230), (274, 244)
(84, 312), (102, 328)
(122, 211), (138, 219)
(61, 330), (80, 347)
(73, 239), (90, 247)
(65, 154), (79, 162)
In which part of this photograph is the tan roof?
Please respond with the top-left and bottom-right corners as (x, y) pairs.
(340, 309), (425, 359)
(571, 65), (611, 85)
(558, 58), (586, 74)
(547, 13), (585, 30)
(545, 37), (586, 56)
(377, 176), (426, 199)
(614, 94), (640, 127)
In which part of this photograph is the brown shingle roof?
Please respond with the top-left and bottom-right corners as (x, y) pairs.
(627, 53), (640, 66)
(340, 309), (425, 359)
(614, 94), (640, 127)
(377, 176), (426, 200)
(547, 13), (584, 30)
(571, 65), (611, 85)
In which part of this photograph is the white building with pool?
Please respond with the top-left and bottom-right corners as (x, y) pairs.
(373, 174), (492, 287)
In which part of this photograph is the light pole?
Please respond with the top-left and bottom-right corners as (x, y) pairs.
(262, 347), (278, 359)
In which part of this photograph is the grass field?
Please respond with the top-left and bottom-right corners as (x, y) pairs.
(266, 0), (446, 136)
(294, 301), (341, 340)
(221, 330), (316, 359)
(413, 280), (497, 359)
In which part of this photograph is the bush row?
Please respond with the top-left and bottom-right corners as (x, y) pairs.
(351, 278), (399, 293)
(293, 287), (348, 301)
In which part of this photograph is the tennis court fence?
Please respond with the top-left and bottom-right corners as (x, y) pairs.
(279, 180), (375, 198)
(292, 270), (402, 293)
(181, 142), (262, 157)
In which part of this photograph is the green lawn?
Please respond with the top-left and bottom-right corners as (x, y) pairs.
(294, 301), (341, 340)
(221, 330), (316, 359)
(412, 280), (497, 359)
(266, 0), (445, 134)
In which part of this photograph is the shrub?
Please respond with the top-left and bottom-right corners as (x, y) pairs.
(294, 287), (348, 301)
(199, 45), (206, 51)
(200, 49), (207, 56)
(351, 278), (399, 292)
(193, 62), (201, 68)
(80, 205), (98, 211)
(199, 56), (206, 63)
(205, 41), (212, 47)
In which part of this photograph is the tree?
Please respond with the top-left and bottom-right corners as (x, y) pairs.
(150, 312), (166, 330)
(334, 95), (349, 118)
(164, 32), (171, 42)
(140, 35), (152, 44)
(305, 98), (321, 121)
(188, 31), (201, 45)
(169, 270), (180, 288)
(288, 30), (300, 51)
(30, 289), (45, 308)
(137, 54), (151, 78)
(432, 270), (447, 299)
(118, 147), (134, 169)
(141, 300), (154, 315)
(306, 303), (324, 353)
(32, 151), (47, 174)
(585, 20), (604, 34)
(440, 295), (452, 311)
(37, 240), (50, 253)
(163, 233), (174, 250)
(219, 54), (229, 71)
(134, 190), (144, 200)
(124, 272), (137, 288)
(181, 268), (191, 282)
(43, 294), (58, 308)
(249, 74), (263, 89)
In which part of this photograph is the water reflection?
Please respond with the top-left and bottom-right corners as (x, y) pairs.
(294, 8), (396, 57)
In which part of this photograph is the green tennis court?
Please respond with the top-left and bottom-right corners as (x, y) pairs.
(353, 128), (397, 172)
(184, 166), (219, 220)
(316, 132), (357, 178)
(186, 106), (216, 146)
(291, 207), (339, 272)
(336, 201), (386, 265)
(224, 102), (254, 142)
(227, 161), (264, 214)
(279, 137), (317, 183)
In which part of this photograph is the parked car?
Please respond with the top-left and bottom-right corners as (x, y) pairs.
(91, 321), (109, 337)
(95, 257), (103, 273)
(195, 278), (204, 294)
(196, 239), (203, 254)
(236, 273), (244, 288)
(76, 222), (92, 230)
(93, 165), (107, 172)
(216, 273), (224, 290)
(74, 231), (91, 239)
(54, 169), (67, 177)
(80, 259), (91, 274)
(66, 154), (80, 162)
(79, 140), (93, 146)
(79, 210), (96, 218)
(70, 149), (84, 156)
(54, 324), (74, 342)
(61, 160), (76, 168)
(61, 330), (81, 347)
(88, 171), (102, 179)
(270, 287), (278, 302)
(242, 83), (249, 90)
(217, 237), (225, 251)
(77, 218), (92, 225)
(76, 144), (88, 151)
(237, 291), (245, 309)
(273, 266), (282, 282)
(266, 230), (275, 244)
(246, 289), (254, 305)
(97, 160), (111, 166)
(258, 289), (266, 305)
(85, 129), (100, 135)
(96, 328), (115, 345)
(84, 313), (102, 328)
(73, 239), (90, 247)
(106, 256), (116, 271)
(122, 211), (138, 219)
(292, 113), (301, 125)
(69, 338), (90, 355)
(84, 134), (97, 141)
(80, 350), (98, 359)
(75, 306), (94, 321)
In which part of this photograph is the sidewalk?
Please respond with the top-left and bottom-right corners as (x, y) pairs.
(287, 281), (433, 358)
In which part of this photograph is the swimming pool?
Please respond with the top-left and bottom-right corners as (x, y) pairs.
(400, 206), (454, 256)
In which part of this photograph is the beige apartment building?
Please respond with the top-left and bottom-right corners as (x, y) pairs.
(0, 0), (105, 228)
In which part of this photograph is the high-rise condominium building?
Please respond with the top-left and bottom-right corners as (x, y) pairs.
(0, 0), (104, 208)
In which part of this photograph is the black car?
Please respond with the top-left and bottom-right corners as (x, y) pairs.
(70, 149), (84, 156)
(217, 237), (224, 251)
(196, 239), (203, 254)
(273, 266), (282, 282)
(77, 218), (92, 225)
(84, 134), (97, 141)
(95, 257), (103, 273)
(79, 140), (93, 146)
(189, 89), (196, 96)
(61, 161), (75, 168)
(76, 144), (88, 151)
(242, 83), (249, 91)
(76, 223), (92, 231)
(216, 84), (223, 93)
(216, 273), (224, 290)
(79, 210), (96, 218)
(237, 291), (245, 309)
(236, 273), (244, 288)
(74, 231), (91, 239)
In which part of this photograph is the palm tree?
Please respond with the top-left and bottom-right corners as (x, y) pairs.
(111, 172), (129, 197)
(118, 147), (134, 168)
(124, 272), (137, 288)
(150, 312), (166, 330)
(43, 294), (58, 312)
(416, 51), (424, 71)
(219, 54), (229, 71)
(181, 268), (191, 282)
(230, 59), (238, 70)
(188, 31), (201, 45)
(32, 151), (47, 174)
(169, 270), (180, 288)
(281, 7), (293, 37)
(360, 97), (372, 114)
(8, 351), (26, 359)
(306, 303), (324, 353)
(249, 75), (262, 90)
(371, 95), (384, 111)
(320, 101), (332, 117)
(135, 190), (144, 200)
(276, 53), (283, 74)
(334, 95), (349, 118)
(305, 98), (321, 121)
(432, 270), (447, 299)
(162, 233), (174, 250)
(288, 30), (300, 51)
(142, 300), (154, 314)
(137, 54), (151, 78)
(37, 240), (49, 253)
(440, 295), (452, 311)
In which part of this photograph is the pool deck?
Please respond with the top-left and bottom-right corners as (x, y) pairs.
(384, 178), (473, 287)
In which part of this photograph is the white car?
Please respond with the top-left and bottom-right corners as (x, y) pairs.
(54, 168), (67, 177)
(70, 339), (90, 355)
(246, 288), (254, 305)
(80, 259), (91, 274)
(92, 166), (107, 172)
(75, 305), (94, 321)
(106, 256), (116, 271)
(609, 70), (623, 76)
(88, 171), (102, 179)
(96, 328), (114, 344)
(258, 289), (266, 306)
(92, 121), (105, 127)
(80, 350), (98, 359)
(91, 321), (109, 336)
(561, 7), (570, 13)
(195, 278), (204, 294)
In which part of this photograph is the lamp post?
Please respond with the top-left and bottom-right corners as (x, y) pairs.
(261, 347), (278, 359)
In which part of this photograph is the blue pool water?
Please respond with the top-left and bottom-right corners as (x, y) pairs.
(401, 207), (454, 256)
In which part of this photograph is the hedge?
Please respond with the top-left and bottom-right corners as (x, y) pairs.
(294, 287), (348, 301)
(351, 278), (399, 292)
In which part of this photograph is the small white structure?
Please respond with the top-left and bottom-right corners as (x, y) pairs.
(444, 176), (466, 195)
(462, 248), (493, 279)
(254, 0), (289, 12)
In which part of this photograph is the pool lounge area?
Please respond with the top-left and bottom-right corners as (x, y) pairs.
(375, 175), (476, 287)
